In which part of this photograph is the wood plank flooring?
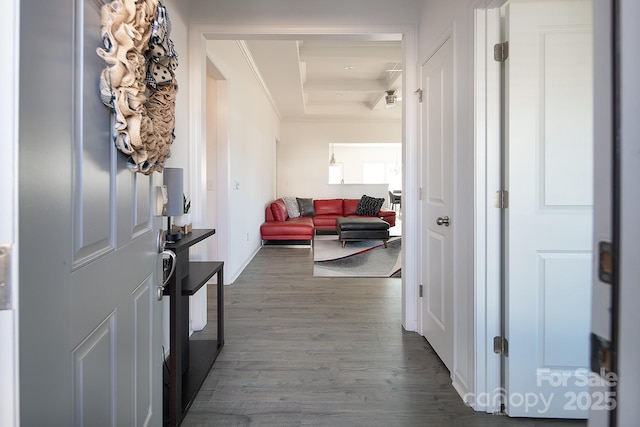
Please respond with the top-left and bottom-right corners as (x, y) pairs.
(182, 247), (587, 426)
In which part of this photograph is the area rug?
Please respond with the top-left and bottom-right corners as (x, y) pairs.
(313, 235), (401, 278)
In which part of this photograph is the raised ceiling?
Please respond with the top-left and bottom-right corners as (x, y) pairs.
(244, 39), (403, 121)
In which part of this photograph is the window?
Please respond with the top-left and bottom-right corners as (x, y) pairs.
(328, 143), (401, 185)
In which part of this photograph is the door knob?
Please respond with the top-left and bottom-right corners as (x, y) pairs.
(436, 216), (450, 226)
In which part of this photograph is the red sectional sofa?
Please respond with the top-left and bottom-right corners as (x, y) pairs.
(260, 198), (396, 243)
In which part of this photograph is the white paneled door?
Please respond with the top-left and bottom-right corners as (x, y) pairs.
(420, 37), (454, 372)
(503, 0), (593, 418)
(19, 0), (162, 425)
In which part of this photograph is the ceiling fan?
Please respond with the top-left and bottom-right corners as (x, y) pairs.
(385, 90), (402, 108)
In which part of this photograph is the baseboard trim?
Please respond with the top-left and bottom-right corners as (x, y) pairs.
(452, 371), (472, 409)
(228, 246), (261, 284)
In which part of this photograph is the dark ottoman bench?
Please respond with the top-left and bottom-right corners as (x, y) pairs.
(336, 217), (390, 248)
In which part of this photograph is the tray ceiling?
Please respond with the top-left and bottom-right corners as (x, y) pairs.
(244, 39), (403, 121)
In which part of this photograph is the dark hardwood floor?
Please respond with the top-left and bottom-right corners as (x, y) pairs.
(182, 247), (587, 426)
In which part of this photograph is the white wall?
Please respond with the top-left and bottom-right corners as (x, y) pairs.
(163, 0), (191, 177)
(278, 121), (401, 200)
(205, 40), (280, 280)
(419, 0), (477, 402)
(189, 0), (421, 26)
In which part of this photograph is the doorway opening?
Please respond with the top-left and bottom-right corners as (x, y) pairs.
(189, 25), (419, 331)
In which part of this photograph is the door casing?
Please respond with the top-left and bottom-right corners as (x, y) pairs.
(0, 0), (19, 425)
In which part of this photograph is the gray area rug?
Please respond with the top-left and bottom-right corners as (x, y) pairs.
(313, 235), (401, 278)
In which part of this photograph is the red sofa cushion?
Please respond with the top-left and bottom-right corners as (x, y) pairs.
(343, 199), (360, 216)
(313, 215), (342, 230)
(379, 211), (396, 227)
(314, 199), (343, 216)
(270, 199), (288, 222)
(260, 217), (314, 239)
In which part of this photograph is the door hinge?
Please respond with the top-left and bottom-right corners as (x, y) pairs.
(418, 187), (423, 201)
(494, 336), (509, 356)
(419, 284), (423, 297)
(494, 190), (509, 209)
(494, 41), (509, 62)
(0, 244), (12, 311)
(598, 241), (613, 284)
(590, 333), (612, 375)
(415, 88), (423, 103)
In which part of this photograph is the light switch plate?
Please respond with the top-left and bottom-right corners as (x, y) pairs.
(155, 185), (168, 216)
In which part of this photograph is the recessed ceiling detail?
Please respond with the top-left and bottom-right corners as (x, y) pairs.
(245, 39), (403, 121)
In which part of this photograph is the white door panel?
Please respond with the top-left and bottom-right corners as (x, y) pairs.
(421, 37), (454, 372)
(19, 0), (162, 425)
(504, 0), (593, 418)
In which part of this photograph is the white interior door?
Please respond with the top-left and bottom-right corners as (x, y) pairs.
(420, 37), (454, 372)
(504, 0), (593, 418)
(0, 0), (19, 425)
(19, 1), (162, 425)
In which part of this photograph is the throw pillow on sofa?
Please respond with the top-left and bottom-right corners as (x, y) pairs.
(283, 196), (301, 218)
(297, 197), (315, 217)
(270, 199), (288, 222)
(356, 194), (384, 216)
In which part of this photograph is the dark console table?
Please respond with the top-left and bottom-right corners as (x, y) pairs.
(163, 229), (224, 426)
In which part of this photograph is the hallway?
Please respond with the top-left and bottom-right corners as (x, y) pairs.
(182, 247), (586, 426)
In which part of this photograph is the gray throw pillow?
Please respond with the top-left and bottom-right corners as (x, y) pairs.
(356, 195), (385, 216)
(297, 197), (315, 217)
(283, 196), (301, 218)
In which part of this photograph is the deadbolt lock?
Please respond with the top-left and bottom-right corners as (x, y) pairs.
(436, 216), (450, 227)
